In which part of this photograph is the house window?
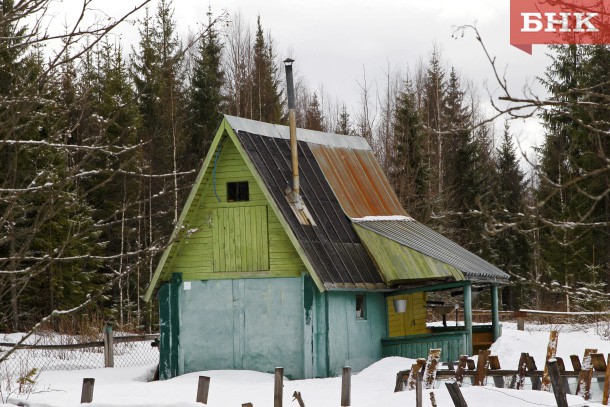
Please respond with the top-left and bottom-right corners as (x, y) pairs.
(356, 294), (366, 320)
(227, 181), (249, 202)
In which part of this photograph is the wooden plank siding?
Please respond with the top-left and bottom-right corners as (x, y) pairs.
(166, 136), (305, 281)
(386, 292), (428, 337)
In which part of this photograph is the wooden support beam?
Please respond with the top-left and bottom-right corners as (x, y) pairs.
(541, 330), (558, 392)
(474, 350), (490, 386)
(577, 348), (597, 400)
(455, 355), (468, 387)
(526, 355), (541, 390)
(488, 355), (504, 388)
(603, 354), (610, 405)
(516, 353), (528, 390)
(547, 359), (568, 407)
(407, 359), (426, 391)
(424, 349), (441, 390)
(446, 382), (469, 407)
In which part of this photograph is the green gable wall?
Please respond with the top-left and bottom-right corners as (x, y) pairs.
(163, 134), (305, 281)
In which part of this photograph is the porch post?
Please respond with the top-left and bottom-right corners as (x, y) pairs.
(491, 284), (501, 341)
(463, 282), (473, 355)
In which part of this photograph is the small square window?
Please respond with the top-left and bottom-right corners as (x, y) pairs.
(227, 181), (249, 202)
(356, 294), (366, 320)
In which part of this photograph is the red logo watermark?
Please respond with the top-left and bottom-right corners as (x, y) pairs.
(510, 0), (610, 53)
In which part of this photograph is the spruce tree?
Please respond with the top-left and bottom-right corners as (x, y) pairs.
(189, 8), (225, 165)
(304, 92), (324, 131)
(251, 16), (282, 123)
(335, 104), (353, 135)
(390, 76), (428, 220)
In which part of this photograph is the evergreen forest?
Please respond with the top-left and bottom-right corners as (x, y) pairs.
(2, 0), (610, 333)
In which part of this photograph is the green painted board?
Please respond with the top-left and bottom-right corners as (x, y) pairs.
(353, 224), (464, 283)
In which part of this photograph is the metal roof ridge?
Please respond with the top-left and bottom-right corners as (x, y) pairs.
(224, 114), (371, 150)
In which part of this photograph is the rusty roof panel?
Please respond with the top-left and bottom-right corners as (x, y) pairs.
(237, 131), (385, 289)
(309, 144), (408, 219)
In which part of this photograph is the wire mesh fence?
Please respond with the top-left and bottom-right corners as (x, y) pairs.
(0, 330), (159, 393)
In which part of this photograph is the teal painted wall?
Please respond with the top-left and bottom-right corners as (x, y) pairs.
(175, 277), (305, 379)
(313, 290), (387, 377)
(158, 274), (389, 379)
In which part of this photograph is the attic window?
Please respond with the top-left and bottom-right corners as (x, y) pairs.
(356, 294), (366, 320)
(227, 181), (249, 202)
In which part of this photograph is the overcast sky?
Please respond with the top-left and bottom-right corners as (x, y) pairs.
(53, 0), (552, 160)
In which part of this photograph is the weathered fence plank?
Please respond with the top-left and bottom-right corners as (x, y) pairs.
(474, 350), (490, 386)
(274, 367), (283, 407)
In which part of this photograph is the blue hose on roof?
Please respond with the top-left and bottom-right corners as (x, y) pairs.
(212, 139), (225, 202)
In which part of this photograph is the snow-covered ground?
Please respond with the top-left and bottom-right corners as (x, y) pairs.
(2, 325), (609, 406)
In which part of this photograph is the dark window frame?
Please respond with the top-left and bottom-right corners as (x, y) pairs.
(227, 181), (249, 202)
(356, 294), (366, 320)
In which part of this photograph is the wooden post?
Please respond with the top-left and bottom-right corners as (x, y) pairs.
(555, 357), (571, 394)
(517, 317), (525, 331)
(547, 359), (568, 407)
(488, 355), (504, 388)
(341, 366), (351, 407)
(408, 359), (426, 390)
(490, 285), (500, 341)
(80, 378), (95, 403)
(474, 350), (490, 386)
(455, 355), (468, 387)
(424, 348), (441, 389)
(415, 371), (423, 407)
(541, 330), (559, 392)
(103, 322), (114, 368)
(603, 354), (610, 405)
(577, 348), (597, 400)
(570, 355), (582, 372)
(515, 353), (528, 390)
(274, 367), (283, 407)
(526, 355), (541, 390)
(429, 391), (438, 407)
(242, 404), (253, 407)
(292, 391), (305, 407)
(463, 283), (473, 355)
(196, 376), (210, 404)
(446, 382), (469, 407)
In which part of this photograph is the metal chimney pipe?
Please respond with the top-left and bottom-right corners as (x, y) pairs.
(284, 58), (299, 196)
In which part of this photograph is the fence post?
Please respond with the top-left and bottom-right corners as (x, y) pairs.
(416, 371), (423, 407)
(547, 359), (568, 407)
(445, 382), (468, 407)
(103, 322), (114, 368)
(80, 378), (95, 403)
(341, 366), (351, 407)
(196, 376), (210, 404)
(274, 367), (283, 407)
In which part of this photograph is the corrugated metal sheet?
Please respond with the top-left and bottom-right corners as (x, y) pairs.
(354, 220), (510, 283)
(225, 115), (370, 150)
(354, 223), (464, 285)
(236, 130), (386, 290)
(309, 144), (408, 219)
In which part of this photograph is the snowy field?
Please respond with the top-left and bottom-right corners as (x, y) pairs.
(2, 325), (609, 406)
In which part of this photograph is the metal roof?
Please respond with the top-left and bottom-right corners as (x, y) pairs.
(237, 130), (385, 290)
(225, 115), (371, 150)
(310, 144), (408, 218)
(354, 219), (510, 283)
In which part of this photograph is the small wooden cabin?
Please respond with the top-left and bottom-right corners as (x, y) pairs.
(144, 115), (509, 380)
